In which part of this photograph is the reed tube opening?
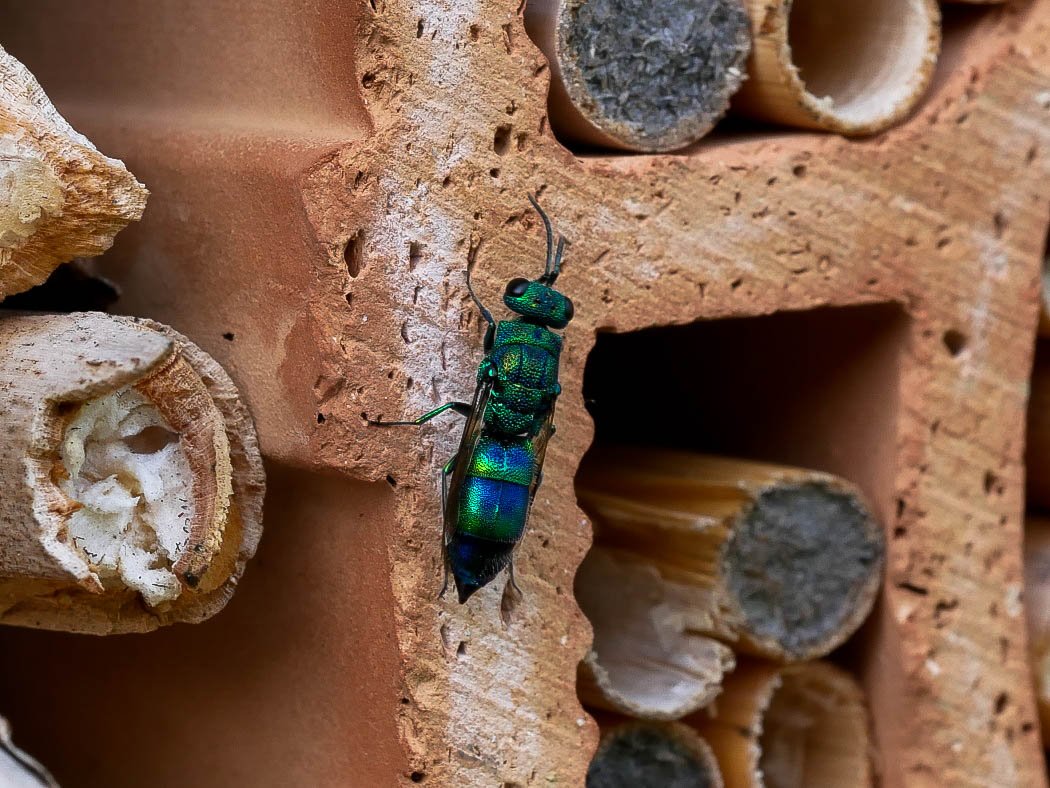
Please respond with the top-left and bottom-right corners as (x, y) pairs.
(524, 0), (752, 152)
(734, 0), (940, 134)
(576, 447), (885, 663)
(692, 661), (873, 788)
(0, 313), (264, 634)
(576, 547), (736, 719)
(587, 721), (724, 788)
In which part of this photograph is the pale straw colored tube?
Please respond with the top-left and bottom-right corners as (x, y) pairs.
(691, 661), (873, 788)
(732, 0), (941, 135)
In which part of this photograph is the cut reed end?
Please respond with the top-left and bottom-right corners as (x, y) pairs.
(0, 313), (264, 634)
(0, 46), (148, 300)
(588, 721), (724, 788)
(525, 0), (752, 152)
(734, 0), (940, 135)
(724, 479), (884, 660)
(694, 661), (873, 788)
(577, 548), (736, 720)
(577, 446), (885, 662)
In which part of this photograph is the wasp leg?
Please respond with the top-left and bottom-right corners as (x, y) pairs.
(438, 454), (457, 600)
(369, 401), (471, 427)
(507, 560), (523, 597)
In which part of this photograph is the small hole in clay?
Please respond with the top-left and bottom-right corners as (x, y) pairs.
(942, 329), (967, 356)
(316, 413), (326, 424)
(410, 772), (425, 783)
(493, 124), (513, 155)
(344, 231), (365, 278)
(222, 332), (235, 341)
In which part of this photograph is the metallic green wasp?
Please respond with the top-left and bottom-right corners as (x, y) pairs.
(372, 195), (573, 602)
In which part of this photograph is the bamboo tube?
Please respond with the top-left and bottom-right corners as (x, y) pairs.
(732, 0), (941, 135)
(1026, 349), (1050, 510)
(0, 715), (57, 787)
(577, 546), (737, 719)
(1024, 516), (1050, 745)
(576, 446), (884, 662)
(0, 46), (147, 300)
(0, 312), (264, 633)
(690, 661), (873, 788)
(587, 720), (724, 788)
(523, 0), (752, 152)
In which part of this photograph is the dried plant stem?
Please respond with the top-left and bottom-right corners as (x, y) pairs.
(0, 312), (264, 633)
(577, 446), (884, 662)
(0, 46), (146, 300)
(588, 720), (724, 788)
(733, 0), (940, 134)
(524, 0), (751, 151)
(691, 661), (873, 788)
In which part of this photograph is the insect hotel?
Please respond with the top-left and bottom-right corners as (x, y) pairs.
(0, 1), (1048, 787)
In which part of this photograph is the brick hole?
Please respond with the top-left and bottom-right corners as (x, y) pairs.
(942, 329), (968, 356)
(578, 303), (907, 735)
(344, 231), (365, 278)
(493, 124), (513, 155)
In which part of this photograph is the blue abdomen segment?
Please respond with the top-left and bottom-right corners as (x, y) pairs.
(447, 533), (514, 603)
(456, 476), (530, 542)
(468, 435), (535, 486)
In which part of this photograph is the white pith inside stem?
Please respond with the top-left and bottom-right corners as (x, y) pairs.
(60, 386), (193, 606)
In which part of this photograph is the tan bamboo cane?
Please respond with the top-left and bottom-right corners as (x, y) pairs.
(0, 46), (147, 300)
(588, 720), (724, 788)
(523, 0), (752, 152)
(732, 0), (941, 135)
(0, 312), (264, 633)
(576, 446), (885, 662)
(690, 661), (873, 788)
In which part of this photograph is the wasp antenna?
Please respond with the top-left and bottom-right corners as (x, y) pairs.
(465, 267), (495, 327)
(528, 193), (554, 277)
(553, 235), (567, 276)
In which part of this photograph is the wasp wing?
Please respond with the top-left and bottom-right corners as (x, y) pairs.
(529, 397), (558, 504)
(507, 394), (559, 566)
(442, 372), (493, 547)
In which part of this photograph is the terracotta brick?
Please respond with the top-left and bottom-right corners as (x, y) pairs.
(0, 1), (1047, 785)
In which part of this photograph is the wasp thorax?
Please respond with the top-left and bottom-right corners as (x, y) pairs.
(503, 278), (574, 329)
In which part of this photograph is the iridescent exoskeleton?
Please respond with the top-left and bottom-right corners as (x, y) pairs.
(372, 196), (572, 602)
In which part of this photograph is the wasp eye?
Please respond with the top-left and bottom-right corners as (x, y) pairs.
(563, 297), (575, 321)
(505, 278), (530, 297)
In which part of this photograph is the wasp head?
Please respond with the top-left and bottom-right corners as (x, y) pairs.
(503, 277), (574, 329)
